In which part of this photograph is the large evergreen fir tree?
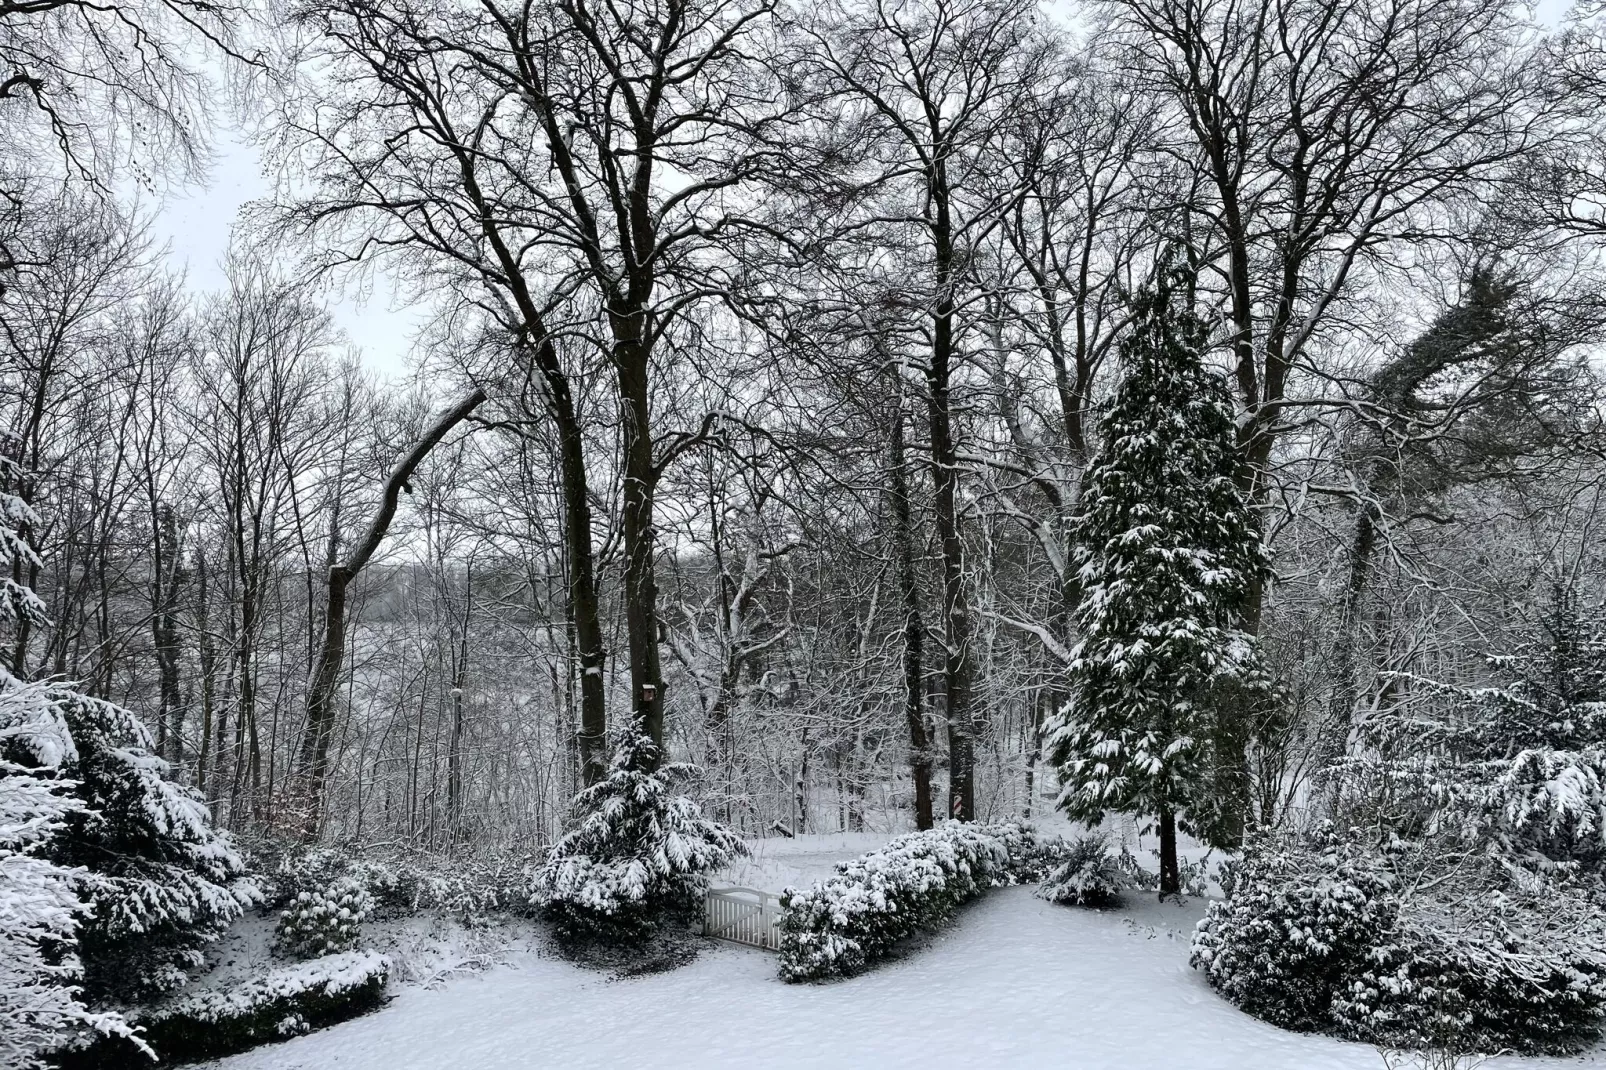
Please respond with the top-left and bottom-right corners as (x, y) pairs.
(1046, 263), (1269, 896)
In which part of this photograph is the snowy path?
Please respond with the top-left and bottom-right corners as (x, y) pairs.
(207, 888), (1603, 1070)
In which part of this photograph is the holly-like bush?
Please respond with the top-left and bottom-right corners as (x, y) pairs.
(275, 876), (373, 959)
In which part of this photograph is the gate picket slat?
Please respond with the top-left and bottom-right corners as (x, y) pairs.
(704, 887), (781, 951)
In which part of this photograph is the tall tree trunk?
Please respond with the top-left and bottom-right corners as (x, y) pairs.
(928, 182), (976, 821)
(296, 387), (487, 837)
(447, 565), (471, 845)
(197, 549), (216, 800)
(889, 399), (934, 830)
(151, 503), (185, 766)
(613, 320), (666, 766)
(1158, 807), (1180, 899)
(1330, 500), (1380, 730)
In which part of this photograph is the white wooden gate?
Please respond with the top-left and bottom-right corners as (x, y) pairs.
(703, 887), (782, 950)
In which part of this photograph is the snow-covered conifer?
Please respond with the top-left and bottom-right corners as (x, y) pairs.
(533, 731), (743, 945)
(1045, 263), (1269, 894)
(0, 472), (139, 1064)
(35, 688), (257, 1000)
(0, 464), (254, 1004)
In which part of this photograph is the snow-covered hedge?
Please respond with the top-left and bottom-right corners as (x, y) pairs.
(1191, 828), (1606, 1055)
(777, 821), (1038, 982)
(64, 951), (390, 1067)
(269, 844), (534, 923)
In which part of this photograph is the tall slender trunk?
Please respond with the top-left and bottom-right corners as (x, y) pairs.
(927, 183), (976, 821)
(889, 399), (934, 830)
(197, 549), (216, 800)
(151, 503), (185, 766)
(1158, 807), (1180, 899)
(613, 317), (665, 765)
(297, 387), (487, 837)
(446, 565), (471, 845)
(547, 368), (607, 785)
(1330, 500), (1380, 730)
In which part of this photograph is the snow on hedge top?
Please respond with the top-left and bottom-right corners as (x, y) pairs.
(150, 951), (390, 1024)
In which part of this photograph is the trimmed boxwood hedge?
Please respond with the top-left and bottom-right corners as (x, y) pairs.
(777, 821), (1040, 982)
(59, 950), (389, 1067)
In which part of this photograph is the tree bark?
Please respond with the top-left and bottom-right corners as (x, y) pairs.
(889, 398), (935, 830)
(294, 386), (487, 837)
(928, 165), (977, 821)
(1158, 807), (1180, 899)
(613, 319), (666, 766)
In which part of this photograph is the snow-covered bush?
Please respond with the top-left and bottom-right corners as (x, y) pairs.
(532, 731), (744, 945)
(1192, 829), (1397, 1032)
(268, 843), (535, 925)
(1036, 833), (1127, 907)
(275, 876), (373, 959)
(1192, 827), (1606, 1054)
(63, 951), (390, 1067)
(22, 686), (258, 1001)
(777, 821), (1036, 982)
(0, 672), (141, 1068)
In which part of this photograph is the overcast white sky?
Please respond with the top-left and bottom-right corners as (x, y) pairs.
(147, 126), (427, 383)
(148, 0), (1577, 385)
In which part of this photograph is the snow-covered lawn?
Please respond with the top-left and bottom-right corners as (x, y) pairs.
(204, 882), (1604, 1070)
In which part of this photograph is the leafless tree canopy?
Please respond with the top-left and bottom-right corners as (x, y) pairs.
(5, 0), (1606, 849)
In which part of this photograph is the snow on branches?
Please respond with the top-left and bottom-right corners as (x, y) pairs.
(532, 731), (744, 944)
(1046, 263), (1271, 873)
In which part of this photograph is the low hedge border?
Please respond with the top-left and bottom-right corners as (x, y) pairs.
(60, 950), (390, 1067)
(776, 820), (1040, 982)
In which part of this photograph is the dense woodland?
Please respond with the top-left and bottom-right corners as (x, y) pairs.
(8, 0), (1606, 929)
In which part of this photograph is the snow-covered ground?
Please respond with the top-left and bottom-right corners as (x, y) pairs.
(202, 850), (1606, 1070)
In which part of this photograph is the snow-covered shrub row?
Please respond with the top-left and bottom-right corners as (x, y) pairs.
(63, 951), (390, 1067)
(268, 843), (536, 923)
(532, 732), (744, 945)
(1191, 828), (1606, 1055)
(275, 876), (373, 959)
(777, 821), (1038, 982)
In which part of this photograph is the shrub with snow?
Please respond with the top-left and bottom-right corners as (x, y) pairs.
(777, 821), (1037, 982)
(62, 950), (390, 1067)
(1192, 827), (1606, 1055)
(0, 672), (141, 1068)
(1191, 829), (1397, 1033)
(532, 731), (744, 945)
(275, 875), (373, 959)
(22, 686), (258, 1001)
(1036, 834), (1128, 907)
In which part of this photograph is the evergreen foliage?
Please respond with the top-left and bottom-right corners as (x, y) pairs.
(0, 476), (139, 1064)
(1046, 265), (1270, 860)
(275, 876), (372, 959)
(26, 687), (257, 1002)
(1192, 826), (1606, 1055)
(532, 731), (744, 945)
(61, 951), (390, 1068)
(1034, 833), (1128, 907)
(777, 821), (1040, 982)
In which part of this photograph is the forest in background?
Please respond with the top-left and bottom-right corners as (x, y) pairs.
(7, 0), (1606, 860)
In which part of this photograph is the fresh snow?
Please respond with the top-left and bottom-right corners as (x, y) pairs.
(203, 882), (1605, 1070)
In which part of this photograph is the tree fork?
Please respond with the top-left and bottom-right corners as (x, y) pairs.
(293, 386), (488, 838)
